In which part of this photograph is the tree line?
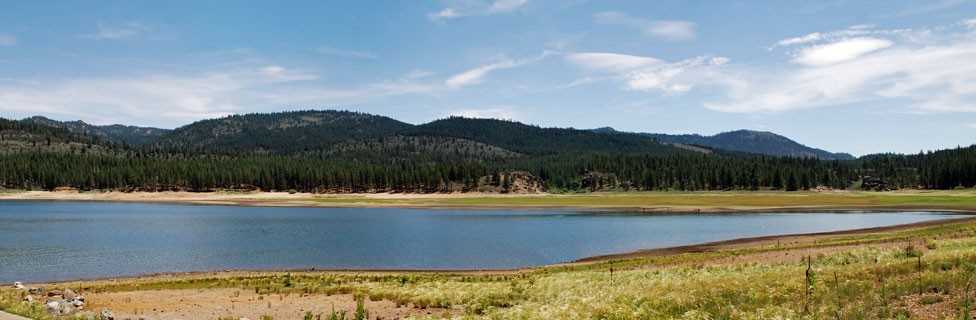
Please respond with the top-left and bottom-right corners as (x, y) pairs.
(1, 144), (973, 192)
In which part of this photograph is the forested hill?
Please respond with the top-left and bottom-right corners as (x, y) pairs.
(402, 117), (694, 156)
(0, 117), (124, 155)
(1, 109), (973, 193)
(594, 127), (855, 160)
(26, 116), (170, 145)
(151, 110), (412, 154)
(149, 111), (696, 157)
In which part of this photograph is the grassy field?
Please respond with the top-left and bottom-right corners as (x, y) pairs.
(4, 218), (976, 319)
(278, 189), (976, 208)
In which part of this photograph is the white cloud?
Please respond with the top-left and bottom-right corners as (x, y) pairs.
(79, 22), (149, 40)
(564, 52), (662, 73)
(446, 59), (524, 88)
(967, 122), (976, 128)
(566, 52), (730, 95)
(428, 0), (528, 21)
(776, 32), (822, 46)
(624, 56), (722, 94)
(428, 8), (463, 20)
(0, 67), (442, 127)
(792, 37), (893, 66)
(315, 46), (377, 58)
(404, 69), (435, 79)
(895, 0), (966, 16)
(488, 0), (528, 12)
(0, 33), (16, 46)
(961, 18), (976, 29)
(706, 21), (976, 114)
(594, 11), (696, 40)
(442, 106), (519, 120)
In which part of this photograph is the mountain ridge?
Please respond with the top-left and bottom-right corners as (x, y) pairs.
(593, 127), (854, 160)
(22, 110), (853, 159)
(25, 116), (170, 145)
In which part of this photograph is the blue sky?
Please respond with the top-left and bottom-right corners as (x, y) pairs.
(1, 0), (975, 156)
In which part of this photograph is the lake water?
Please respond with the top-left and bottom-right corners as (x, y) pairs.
(0, 201), (963, 283)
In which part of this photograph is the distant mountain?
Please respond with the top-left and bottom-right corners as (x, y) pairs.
(403, 117), (695, 156)
(152, 110), (412, 153)
(1, 117), (121, 155)
(594, 127), (854, 160)
(26, 116), (169, 145)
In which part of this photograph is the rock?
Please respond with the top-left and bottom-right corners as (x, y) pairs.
(139, 316), (151, 320)
(72, 295), (85, 302)
(29, 287), (44, 295)
(22, 295), (32, 302)
(63, 288), (77, 301)
(46, 301), (61, 315)
(12, 282), (24, 289)
(238, 318), (250, 320)
(47, 289), (61, 297)
(71, 299), (85, 309)
(101, 308), (115, 320)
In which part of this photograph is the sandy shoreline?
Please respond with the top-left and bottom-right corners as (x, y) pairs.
(3, 190), (976, 213)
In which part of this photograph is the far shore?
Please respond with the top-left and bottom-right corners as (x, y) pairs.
(3, 189), (976, 212)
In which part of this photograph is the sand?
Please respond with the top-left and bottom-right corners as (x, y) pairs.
(4, 190), (976, 213)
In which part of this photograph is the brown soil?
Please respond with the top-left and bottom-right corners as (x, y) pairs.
(82, 288), (456, 320)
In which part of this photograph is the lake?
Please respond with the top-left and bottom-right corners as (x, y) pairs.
(0, 201), (963, 283)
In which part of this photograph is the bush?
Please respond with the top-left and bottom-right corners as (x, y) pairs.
(904, 245), (922, 258)
(288, 189), (298, 194)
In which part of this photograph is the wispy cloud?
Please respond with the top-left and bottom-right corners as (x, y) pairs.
(791, 37), (893, 66)
(566, 52), (731, 94)
(445, 52), (551, 88)
(0, 66), (442, 127)
(79, 22), (148, 40)
(705, 19), (976, 114)
(594, 11), (696, 40)
(315, 46), (377, 58)
(565, 52), (662, 73)
(0, 33), (16, 46)
(441, 106), (520, 120)
(428, 8), (463, 20)
(446, 59), (524, 88)
(895, 0), (967, 16)
(428, 0), (528, 21)
(487, 0), (528, 12)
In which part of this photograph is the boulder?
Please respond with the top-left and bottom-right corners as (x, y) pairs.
(63, 288), (77, 301)
(12, 282), (24, 289)
(71, 299), (85, 309)
(72, 295), (85, 302)
(47, 289), (61, 297)
(46, 301), (61, 315)
(61, 301), (73, 314)
(29, 287), (44, 295)
(101, 308), (115, 320)
(22, 295), (32, 302)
